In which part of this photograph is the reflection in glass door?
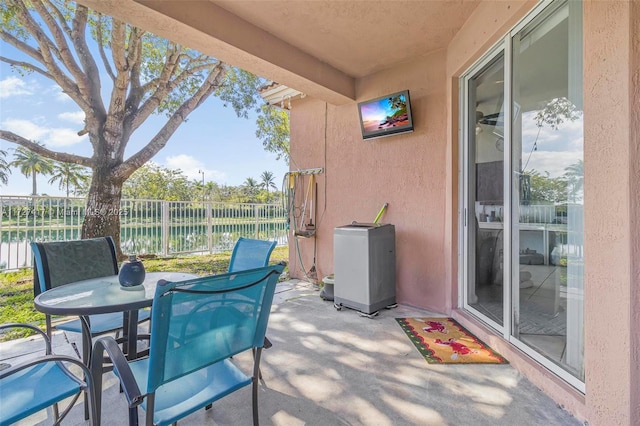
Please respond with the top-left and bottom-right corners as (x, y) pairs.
(465, 52), (505, 327)
(511, 0), (584, 383)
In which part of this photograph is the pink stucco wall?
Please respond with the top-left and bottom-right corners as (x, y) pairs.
(582, 1), (639, 423)
(291, 1), (639, 424)
(631, 3), (640, 423)
(289, 51), (450, 314)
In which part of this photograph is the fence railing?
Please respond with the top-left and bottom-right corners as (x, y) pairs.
(0, 196), (288, 271)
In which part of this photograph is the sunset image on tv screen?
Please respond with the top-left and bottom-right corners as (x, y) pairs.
(360, 94), (409, 133)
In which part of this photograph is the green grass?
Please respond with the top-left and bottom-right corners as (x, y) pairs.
(0, 246), (289, 341)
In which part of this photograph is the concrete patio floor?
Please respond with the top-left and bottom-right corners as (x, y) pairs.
(1, 280), (581, 426)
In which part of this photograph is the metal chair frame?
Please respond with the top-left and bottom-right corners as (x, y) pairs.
(0, 323), (97, 426)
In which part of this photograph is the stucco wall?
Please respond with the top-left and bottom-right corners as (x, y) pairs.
(582, 1), (638, 424)
(289, 51), (450, 313)
(290, 0), (639, 424)
(631, 2), (640, 423)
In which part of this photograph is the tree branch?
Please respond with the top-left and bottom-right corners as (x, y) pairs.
(71, 5), (105, 117)
(13, 0), (68, 73)
(125, 29), (143, 104)
(31, 0), (86, 84)
(117, 64), (226, 180)
(130, 55), (219, 133)
(6, 1), (88, 110)
(42, 0), (73, 36)
(0, 56), (52, 79)
(95, 13), (115, 81)
(121, 29), (144, 151)
(0, 130), (92, 167)
(105, 19), (131, 155)
(126, 43), (182, 133)
(0, 31), (45, 64)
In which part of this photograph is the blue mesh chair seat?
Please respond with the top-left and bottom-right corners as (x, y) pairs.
(92, 263), (285, 426)
(31, 237), (151, 350)
(0, 323), (96, 425)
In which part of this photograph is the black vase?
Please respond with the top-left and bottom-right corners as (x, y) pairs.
(119, 255), (146, 288)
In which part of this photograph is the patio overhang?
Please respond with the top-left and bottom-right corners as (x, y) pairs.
(78, 0), (355, 104)
(76, 0), (480, 105)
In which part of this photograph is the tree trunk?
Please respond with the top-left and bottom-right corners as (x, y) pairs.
(81, 166), (125, 259)
(31, 171), (37, 195)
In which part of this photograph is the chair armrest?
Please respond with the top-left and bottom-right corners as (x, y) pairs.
(0, 323), (51, 354)
(0, 353), (91, 383)
(92, 336), (144, 408)
(0, 352), (96, 425)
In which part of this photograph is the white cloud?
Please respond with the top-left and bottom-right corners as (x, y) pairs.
(520, 110), (583, 154)
(57, 111), (85, 125)
(47, 128), (86, 147)
(523, 150), (583, 178)
(1, 119), (48, 141)
(1, 118), (86, 147)
(0, 77), (33, 98)
(45, 84), (71, 102)
(164, 154), (227, 183)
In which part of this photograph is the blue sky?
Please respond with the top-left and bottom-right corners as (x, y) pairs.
(0, 59), (289, 197)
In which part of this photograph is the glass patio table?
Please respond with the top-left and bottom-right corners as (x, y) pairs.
(34, 271), (197, 365)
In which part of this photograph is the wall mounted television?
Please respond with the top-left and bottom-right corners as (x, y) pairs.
(357, 90), (414, 140)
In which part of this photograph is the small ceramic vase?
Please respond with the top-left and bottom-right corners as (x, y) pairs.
(119, 255), (146, 289)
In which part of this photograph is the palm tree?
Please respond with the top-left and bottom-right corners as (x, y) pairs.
(563, 159), (584, 203)
(11, 145), (54, 195)
(388, 95), (407, 112)
(243, 177), (259, 202)
(0, 149), (10, 186)
(48, 161), (90, 197)
(203, 181), (219, 201)
(260, 171), (277, 202)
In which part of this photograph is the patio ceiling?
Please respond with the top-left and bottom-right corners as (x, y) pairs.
(77, 0), (481, 104)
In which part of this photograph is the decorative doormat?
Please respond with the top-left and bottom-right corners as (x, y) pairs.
(396, 317), (508, 364)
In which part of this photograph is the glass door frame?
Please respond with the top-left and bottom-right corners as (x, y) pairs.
(458, 0), (585, 392)
(460, 38), (512, 337)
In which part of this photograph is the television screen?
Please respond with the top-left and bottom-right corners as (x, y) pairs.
(357, 90), (414, 140)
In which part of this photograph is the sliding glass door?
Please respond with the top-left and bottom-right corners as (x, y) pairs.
(464, 50), (506, 329)
(462, 0), (584, 389)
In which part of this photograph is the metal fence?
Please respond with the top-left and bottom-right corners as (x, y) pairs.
(0, 196), (288, 271)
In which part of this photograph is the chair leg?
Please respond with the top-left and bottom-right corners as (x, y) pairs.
(45, 315), (53, 341)
(53, 403), (60, 422)
(143, 393), (155, 426)
(80, 316), (92, 421)
(252, 348), (264, 380)
(252, 376), (259, 426)
(48, 316), (58, 423)
(129, 406), (139, 426)
(252, 347), (263, 426)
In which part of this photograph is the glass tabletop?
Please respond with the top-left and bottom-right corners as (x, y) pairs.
(34, 272), (197, 316)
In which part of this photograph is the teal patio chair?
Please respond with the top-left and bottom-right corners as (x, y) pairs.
(0, 323), (96, 426)
(228, 237), (278, 351)
(92, 263), (285, 426)
(31, 237), (152, 358)
(228, 237), (277, 273)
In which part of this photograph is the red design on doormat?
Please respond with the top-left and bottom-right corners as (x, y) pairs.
(420, 320), (447, 334)
(434, 338), (478, 360)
